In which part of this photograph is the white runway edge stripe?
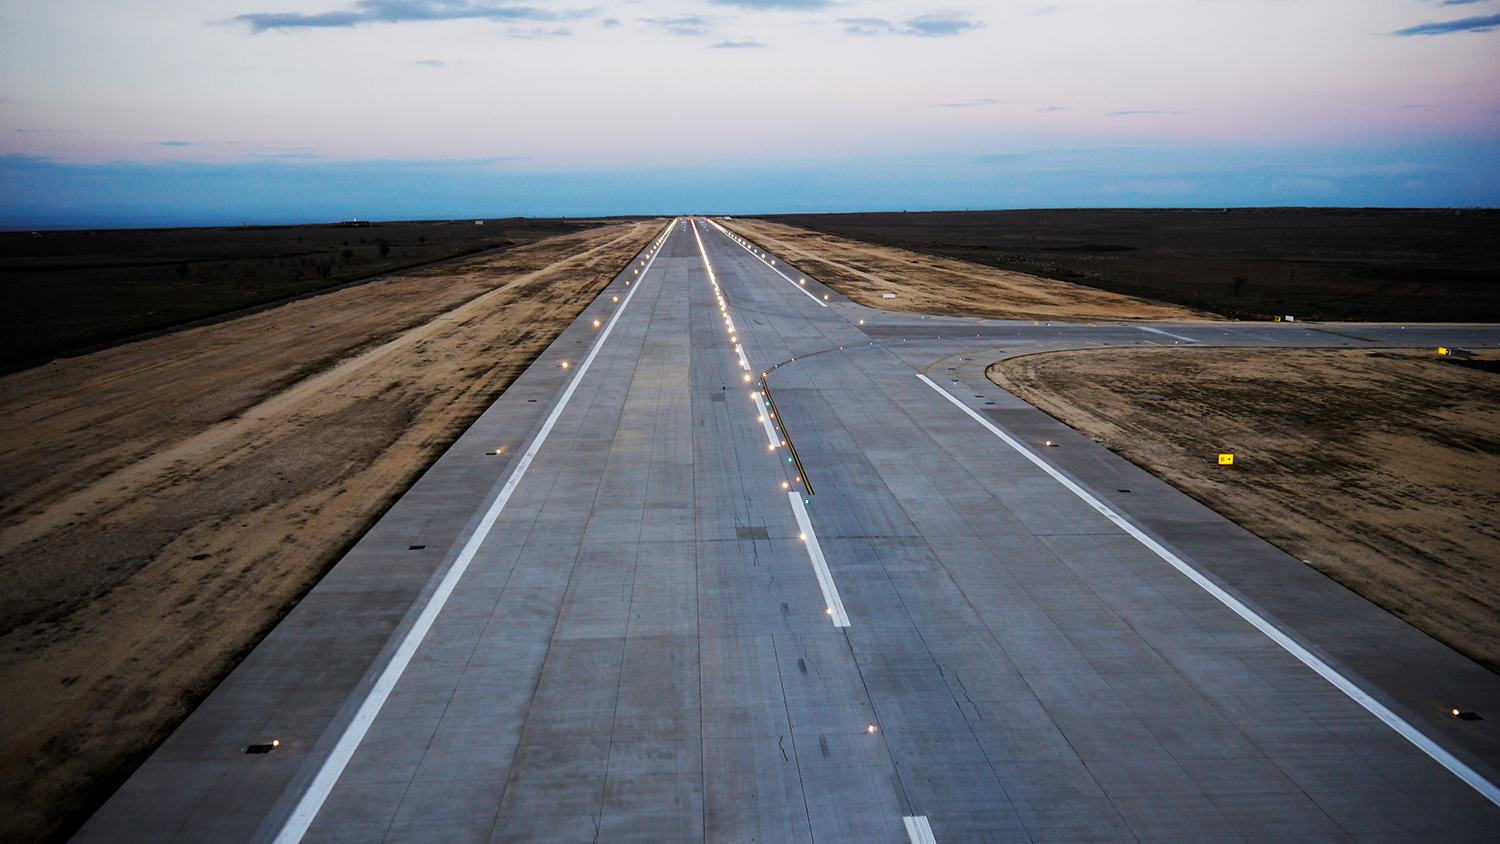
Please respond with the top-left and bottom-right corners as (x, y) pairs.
(915, 372), (1500, 809)
(270, 224), (674, 844)
(789, 491), (850, 628)
(706, 218), (829, 307)
(903, 815), (938, 844)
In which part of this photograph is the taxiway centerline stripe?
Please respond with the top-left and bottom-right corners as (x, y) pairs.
(271, 223), (672, 844)
(1137, 325), (1198, 343)
(707, 219), (829, 307)
(903, 815), (938, 844)
(915, 372), (1500, 809)
(788, 491), (850, 627)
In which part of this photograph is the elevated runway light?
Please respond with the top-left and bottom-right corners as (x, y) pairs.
(823, 295), (829, 300)
(593, 319), (601, 327)
(799, 280), (806, 285)
(612, 296), (619, 302)
(867, 725), (877, 733)
(561, 361), (569, 369)
(743, 373), (752, 382)
(782, 482), (790, 489)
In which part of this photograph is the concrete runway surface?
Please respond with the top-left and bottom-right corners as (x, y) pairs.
(76, 218), (1500, 843)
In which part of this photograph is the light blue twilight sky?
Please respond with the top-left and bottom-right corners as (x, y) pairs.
(2, 0), (1497, 226)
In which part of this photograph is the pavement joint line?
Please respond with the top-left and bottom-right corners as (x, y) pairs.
(914, 371), (1500, 809)
(903, 815), (937, 844)
(268, 219), (675, 844)
(708, 217), (830, 307)
(788, 490), (850, 628)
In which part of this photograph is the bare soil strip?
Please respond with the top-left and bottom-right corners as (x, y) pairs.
(0, 220), (662, 844)
(719, 218), (1219, 322)
(989, 348), (1500, 674)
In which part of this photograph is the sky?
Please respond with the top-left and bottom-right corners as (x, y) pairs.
(2, 0), (1498, 226)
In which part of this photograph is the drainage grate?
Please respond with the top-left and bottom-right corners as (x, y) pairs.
(735, 526), (770, 541)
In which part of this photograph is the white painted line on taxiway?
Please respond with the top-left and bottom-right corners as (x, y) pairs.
(271, 222), (675, 844)
(915, 371), (1500, 809)
(706, 218), (829, 307)
(1137, 325), (1198, 344)
(903, 815), (937, 844)
(789, 491), (850, 628)
(735, 343), (751, 371)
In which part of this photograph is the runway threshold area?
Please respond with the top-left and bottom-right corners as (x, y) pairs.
(77, 219), (1500, 843)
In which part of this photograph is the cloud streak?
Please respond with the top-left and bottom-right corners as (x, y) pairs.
(839, 13), (983, 37)
(642, 15), (718, 36)
(1393, 13), (1500, 35)
(712, 40), (766, 48)
(709, 0), (832, 8)
(232, 0), (584, 32)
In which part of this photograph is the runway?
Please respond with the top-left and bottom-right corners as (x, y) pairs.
(76, 218), (1500, 843)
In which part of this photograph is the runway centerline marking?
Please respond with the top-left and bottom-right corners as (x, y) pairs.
(789, 491), (850, 628)
(916, 372), (1500, 809)
(903, 815), (938, 844)
(270, 222), (674, 844)
(691, 218), (847, 628)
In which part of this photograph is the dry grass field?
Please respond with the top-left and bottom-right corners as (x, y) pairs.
(719, 218), (1217, 322)
(0, 220), (662, 844)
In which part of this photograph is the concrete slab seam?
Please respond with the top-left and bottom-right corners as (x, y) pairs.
(915, 371), (1500, 808)
(267, 221), (674, 844)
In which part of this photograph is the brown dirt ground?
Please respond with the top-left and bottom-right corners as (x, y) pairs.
(988, 348), (1500, 673)
(0, 220), (662, 844)
(719, 218), (1220, 322)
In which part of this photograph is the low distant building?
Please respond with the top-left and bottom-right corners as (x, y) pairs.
(339, 219), (372, 227)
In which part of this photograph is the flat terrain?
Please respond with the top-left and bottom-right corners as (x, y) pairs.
(723, 218), (1216, 322)
(989, 348), (1500, 673)
(0, 220), (661, 844)
(75, 219), (1500, 844)
(0, 217), (609, 370)
(761, 208), (1500, 322)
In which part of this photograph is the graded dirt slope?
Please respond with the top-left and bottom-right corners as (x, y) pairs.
(0, 220), (662, 844)
(719, 218), (1219, 322)
(989, 348), (1500, 673)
